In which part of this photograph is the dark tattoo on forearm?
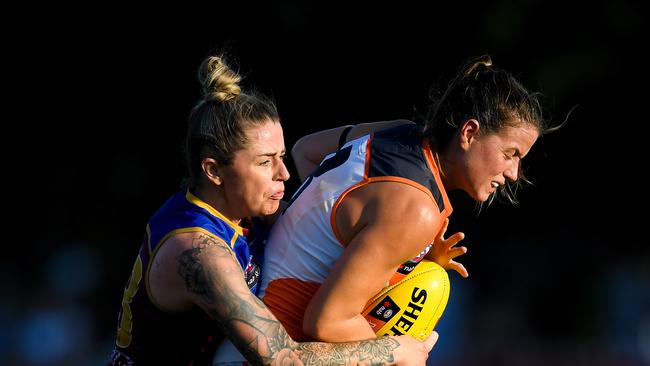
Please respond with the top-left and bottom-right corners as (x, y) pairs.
(177, 234), (402, 365)
(293, 338), (399, 366)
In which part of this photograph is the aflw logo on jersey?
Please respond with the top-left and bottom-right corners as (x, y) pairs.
(367, 296), (401, 325)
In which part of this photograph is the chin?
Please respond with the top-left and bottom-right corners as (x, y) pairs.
(260, 202), (280, 216)
(471, 190), (491, 203)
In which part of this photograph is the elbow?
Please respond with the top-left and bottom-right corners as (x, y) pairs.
(302, 309), (323, 340)
(290, 135), (307, 162)
(291, 136), (317, 180)
(302, 317), (339, 342)
(303, 306), (338, 342)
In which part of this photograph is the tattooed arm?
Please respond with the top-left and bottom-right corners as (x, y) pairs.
(149, 232), (437, 366)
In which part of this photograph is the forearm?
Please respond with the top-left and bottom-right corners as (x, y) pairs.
(177, 233), (399, 365)
(304, 312), (377, 343)
(291, 124), (353, 180)
(292, 120), (414, 180)
(295, 337), (401, 366)
(346, 120), (414, 143)
(227, 299), (399, 366)
(205, 287), (396, 365)
(200, 273), (395, 365)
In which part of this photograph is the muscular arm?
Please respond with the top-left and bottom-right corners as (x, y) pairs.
(303, 184), (443, 342)
(151, 232), (434, 366)
(292, 120), (415, 180)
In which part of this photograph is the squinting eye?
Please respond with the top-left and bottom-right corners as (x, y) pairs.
(259, 160), (271, 166)
(280, 154), (287, 160)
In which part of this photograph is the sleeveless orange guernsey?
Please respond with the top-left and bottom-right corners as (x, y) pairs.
(259, 124), (452, 340)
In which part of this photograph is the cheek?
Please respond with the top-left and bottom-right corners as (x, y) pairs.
(226, 170), (262, 201)
(226, 177), (248, 202)
(247, 173), (273, 199)
(467, 148), (495, 179)
(480, 149), (506, 175)
(466, 151), (503, 190)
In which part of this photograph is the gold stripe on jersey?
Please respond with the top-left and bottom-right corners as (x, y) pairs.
(185, 190), (244, 236)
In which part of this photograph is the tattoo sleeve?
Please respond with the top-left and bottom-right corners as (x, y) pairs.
(177, 234), (401, 366)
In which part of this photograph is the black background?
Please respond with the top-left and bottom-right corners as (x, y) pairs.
(7, 1), (649, 365)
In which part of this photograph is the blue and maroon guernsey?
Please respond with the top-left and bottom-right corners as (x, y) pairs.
(110, 190), (264, 366)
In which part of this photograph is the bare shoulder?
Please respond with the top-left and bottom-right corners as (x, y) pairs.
(351, 181), (440, 224)
(371, 182), (443, 238)
(338, 182), (443, 255)
(381, 183), (439, 220)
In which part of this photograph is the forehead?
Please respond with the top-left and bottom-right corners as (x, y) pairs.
(494, 123), (539, 153)
(244, 120), (285, 151)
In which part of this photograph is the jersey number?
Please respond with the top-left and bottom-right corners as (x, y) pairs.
(116, 255), (143, 348)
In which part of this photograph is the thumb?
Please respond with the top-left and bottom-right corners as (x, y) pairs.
(423, 331), (439, 351)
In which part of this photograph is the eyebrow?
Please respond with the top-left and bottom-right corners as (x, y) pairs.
(257, 150), (286, 157)
(507, 148), (523, 158)
(515, 148), (527, 158)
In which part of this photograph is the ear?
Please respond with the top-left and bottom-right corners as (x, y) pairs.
(201, 158), (223, 186)
(459, 119), (480, 149)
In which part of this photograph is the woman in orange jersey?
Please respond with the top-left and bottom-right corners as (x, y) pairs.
(260, 55), (558, 342)
(109, 53), (437, 366)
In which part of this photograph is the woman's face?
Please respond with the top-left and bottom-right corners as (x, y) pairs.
(459, 121), (539, 202)
(220, 120), (290, 218)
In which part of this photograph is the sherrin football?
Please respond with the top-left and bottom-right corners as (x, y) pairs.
(361, 259), (449, 341)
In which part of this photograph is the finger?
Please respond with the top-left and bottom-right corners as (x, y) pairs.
(449, 246), (467, 259)
(437, 218), (449, 239)
(450, 260), (469, 278)
(423, 331), (439, 351)
(445, 232), (465, 247)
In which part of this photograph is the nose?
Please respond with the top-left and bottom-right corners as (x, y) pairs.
(275, 159), (290, 182)
(504, 160), (519, 182)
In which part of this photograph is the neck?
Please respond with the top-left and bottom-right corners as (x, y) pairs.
(192, 185), (242, 225)
(435, 148), (459, 191)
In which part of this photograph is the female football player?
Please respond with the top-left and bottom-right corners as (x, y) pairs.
(260, 55), (555, 342)
(109, 53), (437, 366)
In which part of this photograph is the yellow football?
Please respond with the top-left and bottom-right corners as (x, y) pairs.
(361, 259), (449, 341)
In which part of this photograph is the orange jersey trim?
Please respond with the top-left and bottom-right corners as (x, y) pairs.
(330, 135), (448, 247)
(421, 140), (452, 217)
